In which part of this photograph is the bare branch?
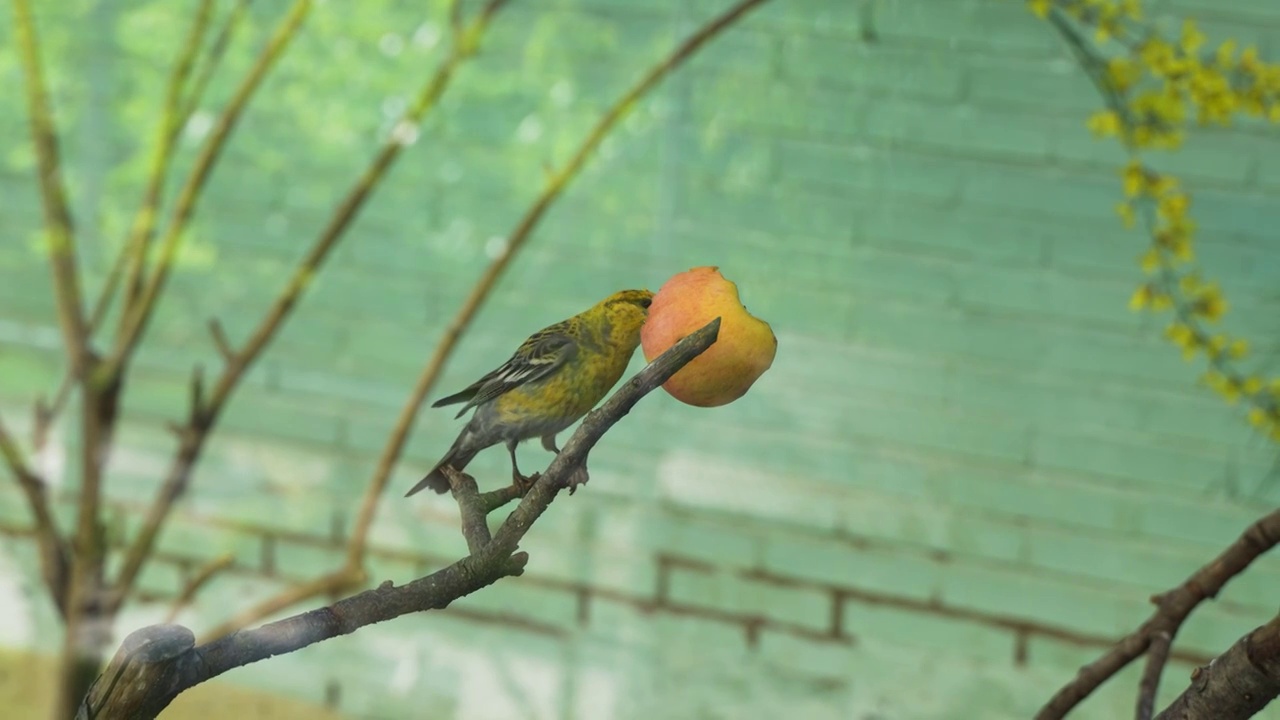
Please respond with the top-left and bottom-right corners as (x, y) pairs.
(207, 318), (234, 363)
(1138, 630), (1173, 720)
(1037, 509), (1280, 719)
(165, 554), (234, 623)
(197, 571), (364, 645)
(41, 0), (242, 434)
(116, 0), (216, 317)
(85, 318), (720, 720)
(445, 467), (493, 554)
(11, 0), (89, 373)
(177, 0), (255, 132)
(107, 0), (313, 379)
(0, 411), (69, 614)
(1155, 613), (1280, 719)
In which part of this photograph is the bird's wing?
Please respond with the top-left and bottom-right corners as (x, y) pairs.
(432, 323), (579, 419)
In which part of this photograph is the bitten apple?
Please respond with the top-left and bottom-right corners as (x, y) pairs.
(640, 266), (777, 407)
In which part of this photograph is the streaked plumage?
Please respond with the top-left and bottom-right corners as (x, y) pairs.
(405, 289), (653, 497)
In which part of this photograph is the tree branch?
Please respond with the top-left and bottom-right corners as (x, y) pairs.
(1138, 630), (1173, 720)
(445, 467), (496, 555)
(195, 0), (769, 641)
(109, 0), (505, 614)
(11, 0), (89, 374)
(0, 411), (69, 614)
(1155, 613), (1280, 720)
(116, 0), (216, 318)
(1037, 508), (1280, 719)
(82, 319), (720, 720)
(165, 553), (234, 624)
(106, 0), (312, 378)
(38, 0), (244, 438)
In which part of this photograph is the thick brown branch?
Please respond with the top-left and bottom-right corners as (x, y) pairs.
(1155, 613), (1280, 720)
(197, 571), (364, 645)
(1037, 508), (1280, 719)
(84, 320), (719, 719)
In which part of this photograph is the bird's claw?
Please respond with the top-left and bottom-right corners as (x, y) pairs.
(513, 471), (539, 496)
(564, 465), (589, 495)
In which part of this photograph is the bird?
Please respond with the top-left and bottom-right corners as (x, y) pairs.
(404, 288), (654, 498)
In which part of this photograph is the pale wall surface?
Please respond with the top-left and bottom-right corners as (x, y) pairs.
(1, 0), (1279, 718)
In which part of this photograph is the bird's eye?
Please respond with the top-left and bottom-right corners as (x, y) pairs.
(640, 298), (652, 309)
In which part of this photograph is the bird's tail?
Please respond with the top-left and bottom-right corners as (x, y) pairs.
(404, 440), (479, 497)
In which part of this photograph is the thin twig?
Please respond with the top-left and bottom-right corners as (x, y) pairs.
(11, 0), (89, 373)
(1036, 509), (1280, 719)
(207, 319), (234, 363)
(176, 0), (255, 137)
(0, 412), (69, 613)
(116, 0), (216, 323)
(165, 554), (234, 623)
(1138, 630), (1173, 720)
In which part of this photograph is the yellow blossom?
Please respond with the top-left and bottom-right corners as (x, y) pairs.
(1116, 201), (1137, 228)
(1181, 20), (1206, 56)
(1087, 110), (1122, 136)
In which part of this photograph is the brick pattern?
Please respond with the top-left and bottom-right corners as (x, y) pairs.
(2, 0), (1280, 718)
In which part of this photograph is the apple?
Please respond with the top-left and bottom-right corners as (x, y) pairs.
(641, 266), (777, 407)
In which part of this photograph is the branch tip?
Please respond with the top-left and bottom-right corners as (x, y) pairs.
(208, 318), (234, 361)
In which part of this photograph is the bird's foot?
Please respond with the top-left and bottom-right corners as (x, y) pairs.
(564, 465), (589, 495)
(513, 471), (539, 496)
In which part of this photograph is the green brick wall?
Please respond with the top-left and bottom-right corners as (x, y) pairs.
(2, 0), (1280, 718)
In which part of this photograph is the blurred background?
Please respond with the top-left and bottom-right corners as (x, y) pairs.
(1, 0), (1279, 718)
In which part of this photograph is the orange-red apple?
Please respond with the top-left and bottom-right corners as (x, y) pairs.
(641, 266), (777, 407)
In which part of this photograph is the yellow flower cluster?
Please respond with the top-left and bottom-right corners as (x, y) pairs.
(1027, 0), (1280, 442)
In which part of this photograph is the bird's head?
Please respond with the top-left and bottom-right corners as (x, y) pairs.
(598, 288), (654, 338)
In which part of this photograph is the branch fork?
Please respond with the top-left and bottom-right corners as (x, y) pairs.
(79, 319), (719, 720)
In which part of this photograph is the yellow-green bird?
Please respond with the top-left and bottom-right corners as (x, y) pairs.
(404, 289), (654, 497)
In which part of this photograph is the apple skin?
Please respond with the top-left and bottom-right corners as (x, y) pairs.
(640, 266), (777, 407)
